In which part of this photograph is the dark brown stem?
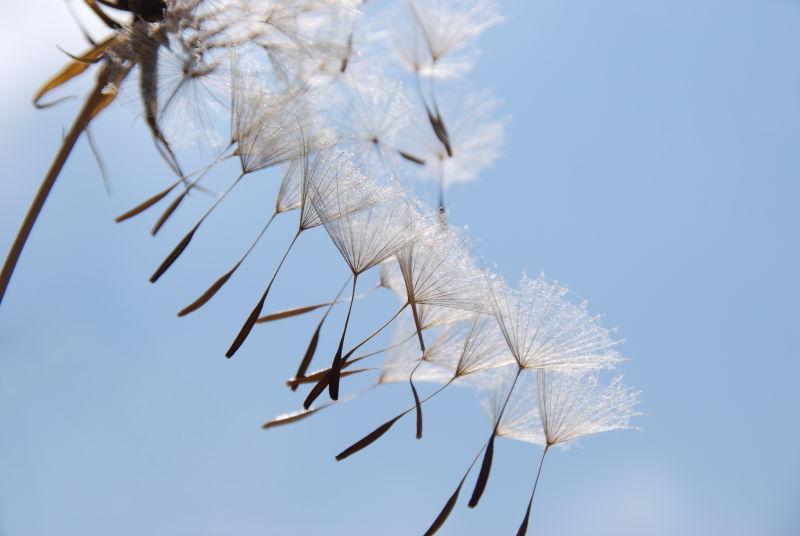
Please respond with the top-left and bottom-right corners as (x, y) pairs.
(303, 373), (330, 410)
(398, 150), (426, 165)
(468, 433), (495, 508)
(85, 0), (124, 29)
(257, 301), (336, 324)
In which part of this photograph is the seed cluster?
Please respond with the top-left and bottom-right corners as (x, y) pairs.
(3, 1), (641, 534)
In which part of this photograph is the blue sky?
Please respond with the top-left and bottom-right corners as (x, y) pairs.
(1, 1), (799, 535)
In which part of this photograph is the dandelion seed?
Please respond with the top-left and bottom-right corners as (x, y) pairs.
(176, 159), (302, 317)
(325, 65), (413, 177)
(490, 370), (640, 535)
(225, 144), (380, 358)
(149, 67), (329, 283)
(389, 221), (489, 436)
(308, 186), (421, 400)
(114, 145), (233, 237)
(399, 89), (506, 210)
(295, 299), (470, 405)
(424, 270), (624, 532)
(396, 220), (488, 350)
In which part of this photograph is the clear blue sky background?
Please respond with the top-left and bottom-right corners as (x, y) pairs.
(1, 1), (799, 534)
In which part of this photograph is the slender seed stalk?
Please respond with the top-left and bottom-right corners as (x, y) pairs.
(292, 333), (417, 387)
(292, 332), (421, 388)
(424, 441), (489, 536)
(116, 179), (183, 224)
(178, 211), (277, 316)
(425, 366), (524, 536)
(343, 330), (419, 367)
(263, 384), (378, 430)
(302, 302), (409, 409)
(335, 378), (454, 461)
(468, 365), (523, 508)
(150, 171), (245, 283)
(256, 301), (337, 324)
(116, 145), (234, 225)
(291, 365), (376, 387)
(225, 229), (301, 358)
(150, 144), (235, 235)
(341, 302), (409, 361)
(516, 446), (549, 536)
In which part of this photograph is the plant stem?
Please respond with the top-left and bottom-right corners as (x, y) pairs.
(0, 69), (112, 307)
